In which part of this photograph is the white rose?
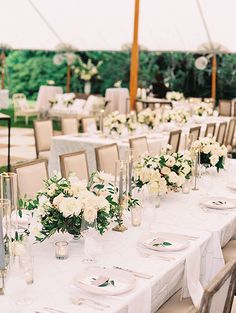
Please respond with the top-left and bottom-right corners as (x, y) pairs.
(181, 164), (191, 176)
(53, 193), (64, 206)
(210, 155), (219, 166)
(83, 207), (97, 223)
(166, 156), (176, 167)
(95, 195), (109, 212)
(168, 171), (178, 183)
(202, 145), (211, 154)
(161, 166), (171, 175)
(38, 195), (48, 205)
(58, 197), (82, 218)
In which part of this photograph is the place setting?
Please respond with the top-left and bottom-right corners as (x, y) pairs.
(200, 196), (236, 214)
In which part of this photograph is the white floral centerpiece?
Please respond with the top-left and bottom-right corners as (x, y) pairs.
(162, 109), (189, 124)
(166, 91), (184, 101)
(191, 136), (227, 172)
(193, 102), (213, 117)
(134, 148), (193, 192)
(138, 108), (158, 129)
(104, 111), (127, 135)
(21, 173), (119, 242)
(74, 58), (103, 81)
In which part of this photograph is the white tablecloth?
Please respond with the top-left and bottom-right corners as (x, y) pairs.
(48, 134), (166, 176)
(1, 162), (236, 313)
(105, 88), (129, 114)
(0, 89), (9, 108)
(36, 86), (63, 112)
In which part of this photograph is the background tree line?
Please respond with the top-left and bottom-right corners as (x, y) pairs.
(3, 49), (236, 101)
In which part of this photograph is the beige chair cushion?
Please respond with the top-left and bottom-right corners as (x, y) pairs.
(38, 150), (50, 160)
(62, 153), (89, 181)
(16, 162), (48, 199)
(96, 145), (119, 176)
(156, 291), (197, 313)
(222, 240), (236, 263)
(61, 118), (78, 135)
(130, 137), (149, 158)
(34, 120), (53, 152)
(231, 296), (236, 313)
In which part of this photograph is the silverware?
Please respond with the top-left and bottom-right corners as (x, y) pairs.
(113, 266), (153, 279)
(43, 307), (68, 313)
(71, 296), (110, 308)
(71, 297), (104, 311)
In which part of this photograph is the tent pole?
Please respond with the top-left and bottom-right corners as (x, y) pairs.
(66, 64), (71, 93)
(211, 55), (217, 102)
(1, 51), (5, 90)
(129, 0), (140, 111)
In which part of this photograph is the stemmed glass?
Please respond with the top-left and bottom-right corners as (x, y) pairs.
(4, 255), (32, 313)
(81, 216), (101, 263)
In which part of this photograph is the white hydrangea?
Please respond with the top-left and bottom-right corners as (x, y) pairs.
(58, 197), (82, 218)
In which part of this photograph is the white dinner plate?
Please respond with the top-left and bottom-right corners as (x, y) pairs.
(201, 197), (236, 210)
(73, 266), (136, 296)
(139, 232), (190, 252)
(227, 183), (236, 191)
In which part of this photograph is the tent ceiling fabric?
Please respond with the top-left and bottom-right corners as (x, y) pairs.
(0, 0), (235, 52)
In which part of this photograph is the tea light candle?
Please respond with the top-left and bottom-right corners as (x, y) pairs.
(131, 206), (142, 227)
(55, 241), (69, 260)
(182, 180), (191, 194)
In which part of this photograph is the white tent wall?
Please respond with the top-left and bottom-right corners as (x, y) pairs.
(0, 0), (236, 52)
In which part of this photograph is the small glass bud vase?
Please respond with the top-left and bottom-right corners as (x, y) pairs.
(182, 179), (191, 194)
(55, 241), (69, 260)
(131, 206), (142, 227)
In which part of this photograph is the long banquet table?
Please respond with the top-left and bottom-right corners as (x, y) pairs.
(1, 162), (236, 313)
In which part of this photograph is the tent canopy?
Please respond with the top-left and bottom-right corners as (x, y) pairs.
(0, 0), (235, 52)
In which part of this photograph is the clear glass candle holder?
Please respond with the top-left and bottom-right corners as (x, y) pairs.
(55, 241), (69, 260)
(131, 206), (142, 227)
(182, 179), (191, 194)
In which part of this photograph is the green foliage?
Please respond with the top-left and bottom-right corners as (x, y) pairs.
(3, 49), (236, 101)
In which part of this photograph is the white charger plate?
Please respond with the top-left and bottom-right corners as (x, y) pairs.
(139, 232), (190, 252)
(73, 266), (136, 296)
(201, 196), (236, 210)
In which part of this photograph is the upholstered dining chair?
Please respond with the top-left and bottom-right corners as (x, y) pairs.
(224, 118), (236, 150)
(168, 130), (182, 153)
(81, 117), (97, 133)
(61, 118), (78, 135)
(156, 259), (236, 313)
(219, 100), (232, 117)
(204, 123), (216, 137)
(33, 120), (53, 159)
(59, 150), (89, 181)
(222, 239), (236, 263)
(216, 121), (228, 145)
(129, 136), (149, 159)
(189, 126), (201, 141)
(14, 159), (48, 199)
(95, 143), (119, 176)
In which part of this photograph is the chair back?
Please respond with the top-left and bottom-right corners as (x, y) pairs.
(225, 118), (236, 148)
(216, 122), (227, 145)
(59, 150), (89, 181)
(219, 100), (232, 117)
(95, 143), (119, 176)
(129, 136), (149, 159)
(61, 118), (78, 135)
(205, 123), (216, 137)
(81, 117), (97, 133)
(14, 159), (48, 199)
(199, 259), (236, 313)
(33, 120), (53, 157)
(168, 130), (182, 153)
(12, 93), (27, 111)
(189, 126), (201, 141)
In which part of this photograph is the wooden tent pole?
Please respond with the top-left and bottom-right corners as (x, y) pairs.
(211, 54), (217, 102)
(66, 64), (71, 93)
(129, 0), (140, 111)
(1, 51), (5, 90)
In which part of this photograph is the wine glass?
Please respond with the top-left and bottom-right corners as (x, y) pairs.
(81, 216), (101, 263)
(4, 256), (32, 313)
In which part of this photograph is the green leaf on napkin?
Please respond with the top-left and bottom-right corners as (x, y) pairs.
(153, 241), (172, 247)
